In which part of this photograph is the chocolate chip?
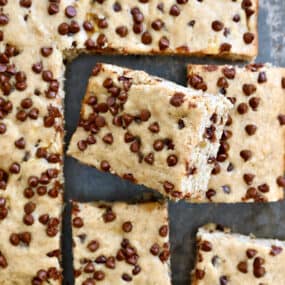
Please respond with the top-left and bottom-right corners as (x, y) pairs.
(148, 122), (160, 133)
(201, 240), (212, 251)
(77, 140), (87, 151)
(243, 32), (254, 44)
(243, 173), (255, 185)
(219, 43), (232, 53)
(243, 84), (256, 96)
(73, 217), (84, 228)
(153, 139), (164, 151)
(237, 261), (248, 273)
(222, 67), (236, 79)
(163, 181), (174, 193)
(249, 97), (260, 110)
(169, 4), (180, 16)
(170, 92), (185, 107)
(270, 245), (283, 256)
(152, 19), (164, 31)
(240, 150), (252, 161)
(206, 189), (216, 200)
(9, 162), (20, 174)
(212, 20), (224, 31)
(100, 160), (110, 172)
(150, 243), (160, 255)
(103, 210), (116, 223)
(276, 176), (285, 187)
(219, 276), (228, 285)
(144, 152), (154, 165)
(48, 3), (59, 15)
(94, 271), (105, 281)
(87, 240), (99, 252)
(141, 31), (152, 45)
(159, 36), (170, 50)
(278, 115), (285, 125)
(246, 249), (257, 258)
(102, 133), (114, 145)
(116, 26), (128, 37)
(258, 71), (267, 83)
(237, 103), (248, 114)
(122, 221), (133, 233)
(41, 47), (53, 57)
(159, 225), (168, 237)
(258, 183), (269, 193)
(65, 5), (77, 18)
(245, 124), (257, 135)
(122, 273), (132, 282)
(167, 155), (178, 167)
(195, 269), (205, 280)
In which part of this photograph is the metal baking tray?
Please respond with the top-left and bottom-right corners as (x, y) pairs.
(62, 1), (285, 284)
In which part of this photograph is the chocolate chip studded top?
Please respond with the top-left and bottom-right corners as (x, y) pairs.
(0, 27), (64, 285)
(81, 0), (258, 59)
(187, 64), (285, 203)
(1, 0), (257, 59)
(192, 224), (285, 285)
(72, 201), (171, 285)
(67, 63), (232, 201)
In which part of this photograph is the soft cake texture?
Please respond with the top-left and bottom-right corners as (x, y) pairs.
(187, 64), (285, 203)
(192, 224), (285, 285)
(1, 0), (258, 59)
(72, 202), (171, 285)
(67, 63), (232, 200)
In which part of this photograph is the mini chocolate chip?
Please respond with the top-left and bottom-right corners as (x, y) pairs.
(240, 150), (252, 161)
(246, 249), (257, 258)
(73, 217), (84, 228)
(195, 269), (205, 280)
(222, 67), (236, 79)
(65, 6), (77, 18)
(258, 183), (269, 193)
(159, 36), (169, 50)
(103, 133), (114, 144)
(243, 32), (254, 44)
(163, 181), (174, 193)
(122, 221), (133, 233)
(212, 20), (224, 31)
(169, 4), (180, 16)
(41, 47), (53, 57)
(258, 71), (267, 83)
(122, 273), (132, 282)
(201, 240), (212, 251)
(153, 139), (164, 151)
(243, 84), (256, 96)
(87, 240), (99, 252)
(249, 97), (260, 110)
(148, 122), (160, 133)
(116, 26), (128, 37)
(220, 276), (228, 285)
(245, 124), (257, 135)
(206, 189), (216, 200)
(150, 243), (160, 255)
(237, 261), (248, 273)
(270, 245), (283, 256)
(167, 155), (178, 167)
(170, 92), (185, 107)
(277, 176), (285, 187)
(159, 225), (168, 237)
(243, 173), (255, 185)
(103, 210), (116, 223)
(237, 103), (248, 114)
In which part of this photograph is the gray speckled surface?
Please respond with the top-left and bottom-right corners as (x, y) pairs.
(62, 1), (285, 284)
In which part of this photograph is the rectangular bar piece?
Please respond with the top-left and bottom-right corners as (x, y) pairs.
(187, 64), (285, 203)
(0, 45), (64, 283)
(72, 201), (171, 285)
(67, 63), (232, 200)
(192, 224), (285, 285)
(81, 0), (258, 60)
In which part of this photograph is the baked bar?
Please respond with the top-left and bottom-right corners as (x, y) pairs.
(72, 201), (171, 285)
(187, 64), (285, 203)
(0, 45), (64, 283)
(1, 0), (258, 60)
(67, 63), (232, 200)
(78, 0), (258, 60)
(192, 224), (285, 285)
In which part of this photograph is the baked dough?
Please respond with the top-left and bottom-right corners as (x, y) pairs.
(187, 64), (285, 203)
(67, 63), (232, 200)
